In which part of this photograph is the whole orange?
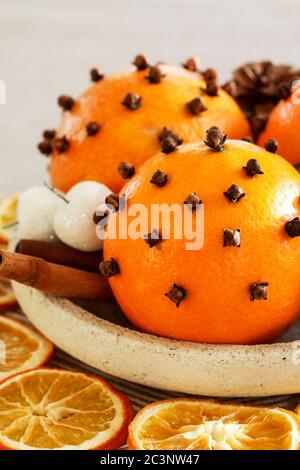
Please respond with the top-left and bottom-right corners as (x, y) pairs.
(258, 95), (300, 166)
(48, 61), (250, 193)
(103, 135), (300, 344)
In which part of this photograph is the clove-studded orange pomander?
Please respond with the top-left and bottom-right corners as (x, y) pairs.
(102, 130), (300, 344)
(44, 57), (250, 193)
(258, 94), (300, 168)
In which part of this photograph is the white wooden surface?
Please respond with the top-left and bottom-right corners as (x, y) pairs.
(1, 0), (299, 197)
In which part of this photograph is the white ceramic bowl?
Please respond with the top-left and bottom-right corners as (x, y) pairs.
(13, 282), (300, 397)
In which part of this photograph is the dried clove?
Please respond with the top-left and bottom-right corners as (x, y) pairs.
(145, 65), (165, 84)
(184, 192), (202, 211)
(285, 217), (300, 238)
(86, 121), (100, 136)
(250, 282), (269, 301)
(133, 54), (149, 71)
(243, 159), (264, 178)
(264, 138), (279, 153)
(204, 126), (227, 151)
(105, 194), (120, 212)
(202, 68), (219, 96)
(224, 184), (246, 203)
(150, 170), (168, 187)
(57, 95), (75, 111)
(93, 210), (109, 226)
(182, 56), (200, 72)
(144, 229), (162, 248)
(38, 140), (52, 155)
(223, 229), (241, 247)
(165, 284), (187, 307)
(158, 127), (183, 146)
(186, 97), (207, 115)
(122, 92), (142, 110)
(43, 129), (56, 140)
(52, 136), (70, 153)
(160, 135), (179, 154)
(99, 258), (120, 278)
(118, 161), (135, 179)
(90, 68), (104, 82)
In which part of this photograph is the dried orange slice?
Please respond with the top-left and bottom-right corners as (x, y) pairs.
(0, 368), (133, 450)
(0, 279), (18, 312)
(0, 194), (18, 246)
(0, 316), (53, 381)
(128, 399), (300, 450)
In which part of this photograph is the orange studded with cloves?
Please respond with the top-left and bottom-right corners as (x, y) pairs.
(103, 137), (300, 344)
(258, 95), (300, 168)
(47, 58), (250, 193)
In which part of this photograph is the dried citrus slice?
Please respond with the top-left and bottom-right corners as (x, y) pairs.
(0, 368), (133, 450)
(0, 194), (18, 246)
(128, 399), (300, 450)
(0, 279), (18, 312)
(0, 316), (53, 381)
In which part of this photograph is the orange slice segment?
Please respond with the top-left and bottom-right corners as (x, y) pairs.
(0, 317), (53, 380)
(0, 368), (133, 450)
(0, 194), (18, 246)
(128, 399), (300, 450)
(0, 278), (18, 312)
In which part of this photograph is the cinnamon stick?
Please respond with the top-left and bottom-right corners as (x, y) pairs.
(15, 239), (102, 272)
(0, 249), (112, 302)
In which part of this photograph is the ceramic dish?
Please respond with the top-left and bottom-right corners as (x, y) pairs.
(13, 282), (300, 397)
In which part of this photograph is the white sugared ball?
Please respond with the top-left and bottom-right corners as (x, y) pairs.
(53, 181), (111, 252)
(18, 186), (64, 241)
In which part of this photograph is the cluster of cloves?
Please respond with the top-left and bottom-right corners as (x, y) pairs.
(132, 54), (165, 84)
(202, 68), (219, 97)
(39, 68), (106, 155)
(38, 129), (70, 155)
(38, 54), (220, 159)
(184, 65), (219, 116)
(37, 130), (56, 156)
(158, 127), (183, 146)
(160, 126), (184, 154)
(93, 193), (120, 229)
(58, 95), (75, 112)
(158, 128), (183, 154)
